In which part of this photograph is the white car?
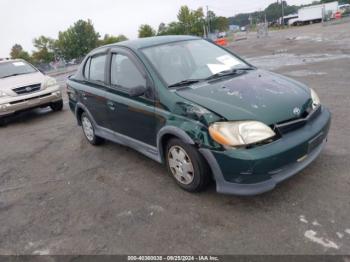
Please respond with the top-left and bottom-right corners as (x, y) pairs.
(0, 59), (62, 125)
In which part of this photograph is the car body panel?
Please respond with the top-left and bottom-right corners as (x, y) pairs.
(106, 87), (157, 146)
(78, 82), (111, 130)
(0, 86), (62, 116)
(175, 69), (312, 125)
(210, 107), (330, 183)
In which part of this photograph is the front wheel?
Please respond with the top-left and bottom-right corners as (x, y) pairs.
(166, 138), (210, 192)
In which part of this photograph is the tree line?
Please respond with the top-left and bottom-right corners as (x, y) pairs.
(9, 1), (349, 64)
(138, 6), (229, 38)
(10, 19), (128, 65)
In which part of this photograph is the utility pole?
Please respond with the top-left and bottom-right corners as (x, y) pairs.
(281, 0), (285, 26)
(206, 5), (211, 36)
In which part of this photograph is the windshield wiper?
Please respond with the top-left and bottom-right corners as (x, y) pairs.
(205, 67), (254, 81)
(168, 79), (201, 88)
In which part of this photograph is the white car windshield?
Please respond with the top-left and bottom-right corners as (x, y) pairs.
(142, 39), (250, 86)
(0, 61), (37, 79)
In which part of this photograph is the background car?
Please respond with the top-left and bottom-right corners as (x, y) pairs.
(0, 59), (63, 125)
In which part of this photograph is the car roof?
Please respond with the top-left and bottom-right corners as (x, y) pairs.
(103, 35), (201, 50)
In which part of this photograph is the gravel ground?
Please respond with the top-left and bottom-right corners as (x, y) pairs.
(0, 21), (349, 255)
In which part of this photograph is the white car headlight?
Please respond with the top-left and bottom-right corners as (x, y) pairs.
(0, 90), (8, 97)
(310, 88), (320, 109)
(209, 121), (276, 147)
(42, 77), (57, 89)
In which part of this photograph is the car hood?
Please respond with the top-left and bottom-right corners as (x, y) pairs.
(0, 72), (45, 93)
(175, 69), (312, 125)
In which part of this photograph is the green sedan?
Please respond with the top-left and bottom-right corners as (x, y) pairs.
(67, 35), (331, 196)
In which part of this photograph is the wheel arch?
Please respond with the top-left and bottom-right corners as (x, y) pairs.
(157, 126), (196, 163)
(75, 102), (96, 126)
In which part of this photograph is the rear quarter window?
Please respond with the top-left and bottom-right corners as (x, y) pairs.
(89, 55), (107, 82)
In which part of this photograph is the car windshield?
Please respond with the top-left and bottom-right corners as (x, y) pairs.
(0, 61), (37, 79)
(142, 39), (250, 87)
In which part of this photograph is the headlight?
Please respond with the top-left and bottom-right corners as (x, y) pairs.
(0, 90), (8, 97)
(310, 88), (320, 109)
(209, 121), (276, 147)
(42, 77), (57, 89)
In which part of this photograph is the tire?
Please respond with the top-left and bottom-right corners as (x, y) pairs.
(80, 112), (104, 145)
(50, 99), (63, 111)
(0, 118), (6, 127)
(166, 138), (210, 192)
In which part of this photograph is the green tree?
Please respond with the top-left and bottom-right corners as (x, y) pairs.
(190, 7), (205, 36)
(10, 44), (32, 62)
(264, 1), (297, 22)
(138, 24), (156, 38)
(56, 19), (100, 60)
(212, 16), (229, 32)
(177, 6), (192, 34)
(99, 34), (128, 45)
(228, 13), (250, 27)
(177, 6), (205, 36)
(160, 22), (185, 35)
(32, 36), (56, 63)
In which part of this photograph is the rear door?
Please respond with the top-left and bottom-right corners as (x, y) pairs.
(105, 48), (157, 146)
(79, 52), (111, 129)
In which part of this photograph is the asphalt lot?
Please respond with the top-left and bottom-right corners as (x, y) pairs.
(0, 21), (349, 255)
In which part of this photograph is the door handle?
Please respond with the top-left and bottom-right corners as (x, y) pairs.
(107, 101), (116, 111)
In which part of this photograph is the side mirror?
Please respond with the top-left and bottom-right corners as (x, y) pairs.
(129, 85), (147, 97)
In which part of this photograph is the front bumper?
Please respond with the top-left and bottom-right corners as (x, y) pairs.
(0, 85), (62, 117)
(200, 106), (331, 196)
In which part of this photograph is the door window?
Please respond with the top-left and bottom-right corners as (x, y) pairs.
(111, 54), (146, 89)
(89, 54), (106, 82)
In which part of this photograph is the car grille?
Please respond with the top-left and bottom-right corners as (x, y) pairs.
(275, 105), (322, 134)
(13, 83), (41, 95)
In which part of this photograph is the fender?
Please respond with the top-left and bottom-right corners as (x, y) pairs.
(75, 102), (97, 126)
(157, 126), (195, 163)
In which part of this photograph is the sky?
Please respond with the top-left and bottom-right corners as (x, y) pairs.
(0, 0), (313, 57)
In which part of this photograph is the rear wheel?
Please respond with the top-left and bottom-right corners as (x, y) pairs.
(50, 99), (63, 111)
(81, 112), (104, 145)
(166, 138), (210, 192)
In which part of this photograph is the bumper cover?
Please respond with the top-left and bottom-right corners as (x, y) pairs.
(0, 86), (61, 117)
(200, 106), (331, 196)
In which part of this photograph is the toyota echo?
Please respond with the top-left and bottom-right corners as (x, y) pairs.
(66, 36), (331, 196)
